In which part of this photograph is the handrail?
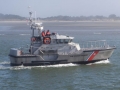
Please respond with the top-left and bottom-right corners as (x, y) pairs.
(79, 40), (109, 49)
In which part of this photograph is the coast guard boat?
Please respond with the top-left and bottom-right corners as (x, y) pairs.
(9, 12), (116, 66)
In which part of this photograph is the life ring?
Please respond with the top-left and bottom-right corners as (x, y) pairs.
(31, 37), (36, 42)
(43, 37), (51, 44)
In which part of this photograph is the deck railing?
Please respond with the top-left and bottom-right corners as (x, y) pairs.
(80, 40), (111, 50)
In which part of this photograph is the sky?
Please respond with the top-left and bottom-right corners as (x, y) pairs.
(0, 0), (120, 18)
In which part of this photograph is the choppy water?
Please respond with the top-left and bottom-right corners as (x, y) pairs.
(0, 21), (120, 90)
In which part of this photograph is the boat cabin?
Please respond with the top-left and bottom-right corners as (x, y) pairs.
(31, 31), (74, 45)
(50, 33), (74, 44)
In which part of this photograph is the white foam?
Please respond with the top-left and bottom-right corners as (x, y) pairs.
(8, 63), (78, 70)
(0, 61), (10, 64)
(38, 63), (78, 68)
(10, 63), (77, 70)
(0, 61), (11, 70)
(86, 59), (110, 65)
(0, 64), (32, 70)
(94, 59), (110, 64)
(0, 61), (78, 70)
(10, 65), (32, 70)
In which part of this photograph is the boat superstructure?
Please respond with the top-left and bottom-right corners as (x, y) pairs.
(9, 12), (116, 66)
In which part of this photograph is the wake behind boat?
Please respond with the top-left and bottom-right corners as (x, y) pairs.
(9, 12), (116, 66)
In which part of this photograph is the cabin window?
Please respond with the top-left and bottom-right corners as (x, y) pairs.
(52, 39), (56, 43)
(42, 50), (57, 53)
(60, 39), (64, 43)
(56, 39), (72, 44)
(56, 39), (60, 44)
(64, 39), (69, 43)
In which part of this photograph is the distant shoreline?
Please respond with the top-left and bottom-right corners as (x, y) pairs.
(1, 20), (120, 23)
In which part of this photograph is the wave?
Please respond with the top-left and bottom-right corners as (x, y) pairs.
(10, 63), (78, 70)
(10, 65), (32, 70)
(0, 61), (10, 65)
(93, 32), (101, 35)
(19, 34), (30, 36)
(0, 61), (11, 70)
(0, 62), (78, 70)
(0, 34), (5, 36)
(0, 61), (32, 70)
(86, 59), (110, 65)
(38, 63), (78, 68)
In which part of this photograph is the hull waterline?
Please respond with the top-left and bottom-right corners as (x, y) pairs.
(9, 48), (115, 66)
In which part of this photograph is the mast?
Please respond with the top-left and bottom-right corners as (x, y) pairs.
(28, 7), (44, 54)
(28, 7), (43, 36)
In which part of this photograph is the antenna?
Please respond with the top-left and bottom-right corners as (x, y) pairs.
(35, 11), (36, 23)
(28, 6), (33, 25)
(27, 6), (43, 34)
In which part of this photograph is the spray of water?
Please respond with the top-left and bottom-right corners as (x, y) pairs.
(86, 59), (110, 65)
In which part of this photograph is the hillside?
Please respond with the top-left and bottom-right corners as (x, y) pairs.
(0, 13), (120, 21)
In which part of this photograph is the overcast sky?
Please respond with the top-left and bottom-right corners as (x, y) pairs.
(0, 0), (120, 18)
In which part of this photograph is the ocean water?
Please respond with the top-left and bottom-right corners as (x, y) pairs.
(0, 21), (120, 90)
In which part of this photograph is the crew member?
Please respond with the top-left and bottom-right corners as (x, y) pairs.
(41, 30), (46, 37)
(46, 30), (50, 36)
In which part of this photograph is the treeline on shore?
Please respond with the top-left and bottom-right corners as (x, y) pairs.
(0, 13), (26, 20)
(39, 14), (120, 21)
(0, 13), (120, 21)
